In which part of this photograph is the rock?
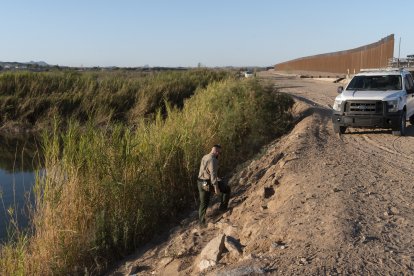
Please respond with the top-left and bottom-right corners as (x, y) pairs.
(164, 232), (193, 257)
(242, 253), (256, 260)
(241, 223), (255, 238)
(223, 225), (238, 237)
(224, 236), (243, 257)
(199, 259), (216, 272)
(157, 257), (174, 270)
(160, 259), (181, 276)
(216, 265), (265, 275)
(299, 257), (308, 265)
(198, 234), (225, 271)
(271, 240), (286, 249)
(389, 207), (399, 215)
(260, 205), (268, 211)
(127, 264), (150, 275)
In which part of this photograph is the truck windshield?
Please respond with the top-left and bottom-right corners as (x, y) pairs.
(347, 75), (402, 90)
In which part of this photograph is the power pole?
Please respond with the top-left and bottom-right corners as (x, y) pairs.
(398, 37), (401, 68)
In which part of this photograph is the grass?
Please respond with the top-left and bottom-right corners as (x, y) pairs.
(0, 75), (294, 275)
(0, 69), (230, 131)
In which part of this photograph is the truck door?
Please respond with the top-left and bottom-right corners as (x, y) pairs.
(405, 74), (414, 119)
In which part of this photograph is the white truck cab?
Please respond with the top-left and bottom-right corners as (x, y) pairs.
(332, 68), (414, 136)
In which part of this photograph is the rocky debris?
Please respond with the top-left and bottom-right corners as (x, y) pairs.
(216, 222), (238, 237)
(224, 236), (243, 257)
(164, 231), (194, 257)
(159, 259), (181, 275)
(271, 240), (287, 250)
(360, 235), (380, 244)
(240, 221), (260, 239)
(198, 234), (225, 271)
(388, 207), (399, 215)
(156, 257), (174, 270)
(253, 169), (267, 181)
(215, 265), (265, 276)
(299, 257), (309, 265)
(199, 259), (217, 272)
(125, 264), (151, 275)
(279, 156), (299, 169)
(271, 152), (284, 165)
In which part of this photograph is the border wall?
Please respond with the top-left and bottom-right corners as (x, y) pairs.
(275, 34), (394, 74)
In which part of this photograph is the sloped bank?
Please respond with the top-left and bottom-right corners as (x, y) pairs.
(107, 99), (313, 275)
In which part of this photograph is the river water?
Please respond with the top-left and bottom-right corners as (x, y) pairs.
(0, 135), (40, 242)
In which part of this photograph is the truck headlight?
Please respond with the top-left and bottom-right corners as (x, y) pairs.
(387, 100), (399, 112)
(333, 100), (342, 111)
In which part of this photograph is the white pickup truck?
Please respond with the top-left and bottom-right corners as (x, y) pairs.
(332, 68), (414, 136)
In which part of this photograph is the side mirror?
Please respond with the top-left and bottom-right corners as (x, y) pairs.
(337, 86), (344, 94)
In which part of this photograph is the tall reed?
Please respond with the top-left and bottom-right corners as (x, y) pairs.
(0, 78), (293, 275)
(0, 69), (230, 131)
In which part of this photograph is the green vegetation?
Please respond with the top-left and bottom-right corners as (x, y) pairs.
(0, 69), (230, 131)
(0, 71), (294, 275)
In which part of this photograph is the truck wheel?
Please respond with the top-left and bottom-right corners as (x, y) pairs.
(392, 111), (406, 136)
(409, 115), (414, 126)
(333, 124), (347, 134)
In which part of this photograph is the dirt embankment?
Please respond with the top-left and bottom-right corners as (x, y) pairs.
(109, 71), (414, 275)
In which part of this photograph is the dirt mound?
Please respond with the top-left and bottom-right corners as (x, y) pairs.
(109, 99), (327, 275)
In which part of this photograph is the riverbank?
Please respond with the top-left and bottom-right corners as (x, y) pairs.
(0, 74), (294, 275)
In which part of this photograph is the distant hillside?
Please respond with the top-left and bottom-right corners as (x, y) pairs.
(27, 61), (49, 67)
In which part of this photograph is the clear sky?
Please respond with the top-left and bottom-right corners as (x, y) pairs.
(1, 0), (413, 67)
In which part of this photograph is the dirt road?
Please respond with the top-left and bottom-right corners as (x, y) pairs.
(111, 72), (414, 275)
(257, 71), (414, 274)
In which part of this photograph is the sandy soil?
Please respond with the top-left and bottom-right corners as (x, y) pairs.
(108, 71), (414, 275)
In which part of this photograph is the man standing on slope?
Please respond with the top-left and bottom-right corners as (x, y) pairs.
(197, 144), (231, 227)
